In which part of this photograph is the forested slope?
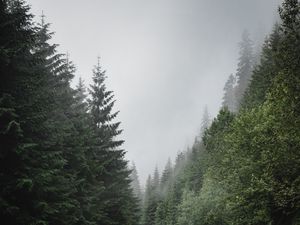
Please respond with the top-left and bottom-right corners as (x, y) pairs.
(1, 0), (300, 225)
(141, 1), (300, 225)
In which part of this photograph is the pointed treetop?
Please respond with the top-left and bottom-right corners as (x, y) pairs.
(41, 10), (45, 26)
(222, 74), (237, 112)
(199, 105), (210, 137)
(160, 158), (173, 190)
(66, 51), (70, 64)
(130, 161), (142, 200)
(92, 56), (106, 86)
(166, 157), (172, 169)
(131, 161), (136, 169)
(153, 166), (160, 187)
(235, 30), (254, 108)
(76, 77), (86, 92)
(97, 56), (101, 68)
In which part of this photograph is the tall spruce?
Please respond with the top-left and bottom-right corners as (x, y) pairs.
(222, 74), (237, 112)
(242, 24), (282, 109)
(0, 2), (72, 224)
(160, 159), (173, 194)
(88, 58), (139, 225)
(235, 30), (254, 108)
(130, 162), (143, 203)
(142, 168), (161, 225)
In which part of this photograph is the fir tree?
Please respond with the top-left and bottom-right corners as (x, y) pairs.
(0, 3), (79, 224)
(222, 74), (237, 112)
(130, 162), (143, 203)
(88, 58), (139, 225)
(242, 24), (282, 109)
(160, 158), (173, 195)
(199, 106), (210, 138)
(142, 168), (161, 225)
(235, 30), (254, 108)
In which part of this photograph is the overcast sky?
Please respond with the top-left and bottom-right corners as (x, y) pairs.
(27, 0), (281, 185)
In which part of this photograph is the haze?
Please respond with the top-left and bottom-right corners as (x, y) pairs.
(27, 0), (281, 185)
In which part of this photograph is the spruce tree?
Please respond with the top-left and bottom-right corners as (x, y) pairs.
(222, 74), (237, 112)
(0, 3), (77, 224)
(200, 106), (210, 138)
(142, 168), (161, 225)
(160, 158), (173, 194)
(242, 24), (282, 109)
(33, 14), (83, 225)
(130, 162), (143, 203)
(235, 30), (254, 108)
(88, 58), (139, 225)
(141, 175), (153, 225)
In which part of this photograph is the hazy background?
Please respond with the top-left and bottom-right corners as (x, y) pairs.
(27, 0), (281, 185)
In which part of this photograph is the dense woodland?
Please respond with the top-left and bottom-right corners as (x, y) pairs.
(0, 0), (300, 225)
(140, 1), (300, 225)
(0, 0), (139, 224)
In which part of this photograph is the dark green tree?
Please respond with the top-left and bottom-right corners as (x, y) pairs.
(142, 168), (161, 225)
(130, 162), (143, 203)
(242, 24), (282, 109)
(160, 159), (173, 195)
(88, 58), (139, 225)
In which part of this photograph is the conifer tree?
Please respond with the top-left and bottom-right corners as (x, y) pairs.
(88, 58), (139, 225)
(200, 106), (210, 138)
(160, 158), (173, 194)
(142, 175), (154, 225)
(235, 30), (254, 108)
(153, 167), (160, 193)
(242, 24), (282, 109)
(130, 162), (143, 203)
(222, 74), (237, 112)
(142, 168), (161, 225)
(1, 4), (78, 225)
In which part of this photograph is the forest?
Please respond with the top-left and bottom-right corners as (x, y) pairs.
(0, 0), (300, 225)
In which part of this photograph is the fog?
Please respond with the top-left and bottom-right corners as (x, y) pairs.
(27, 0), (281, 185)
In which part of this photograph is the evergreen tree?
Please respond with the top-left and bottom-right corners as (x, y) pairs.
(75, 77), (88, 110)
(222, 74), (237, 112)
(235, 30), (254, 108)
(160, 159), (173, 195)
(88, 58), (139, 225)
(3, 1), (300, 225)
(242, 24), (282, 109)
(153, 167), (160, 194)
(142, 168), (161, 225)
(0, 3), (140, 224)
(0, 3), (74, 224)
(130, 162), (143, 203)
(0, 2), (34, 223)
(200, 106), (210, 136)
(33, 15), (82, 225)
(142, 175), (154, 225)
(176, 188), (201, 225)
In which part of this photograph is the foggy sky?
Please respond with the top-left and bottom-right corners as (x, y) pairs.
(27, 0), (281, 185)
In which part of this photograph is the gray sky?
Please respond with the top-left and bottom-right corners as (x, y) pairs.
(27, 0), (281, 185)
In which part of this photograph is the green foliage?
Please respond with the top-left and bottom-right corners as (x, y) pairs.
(2, 0), (300, 225)
(142, 2), (300, 225)
(234, 30), (254, 109)
(242, 24), (282, 109)
(130, 162), (143, 204)
(0, 1), (140, 225)
(222, 74), (237, 112)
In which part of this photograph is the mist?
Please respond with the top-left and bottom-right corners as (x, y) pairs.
(27, 0), (281, 184)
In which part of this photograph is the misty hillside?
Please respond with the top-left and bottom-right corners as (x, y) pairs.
(1, 0), (300, 225)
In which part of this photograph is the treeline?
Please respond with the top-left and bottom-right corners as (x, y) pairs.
(141, 1), (300, 225)
(0, 1), (139, 225)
